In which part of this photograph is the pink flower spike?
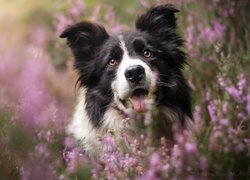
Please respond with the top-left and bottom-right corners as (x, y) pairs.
(185, 143), (197, 153)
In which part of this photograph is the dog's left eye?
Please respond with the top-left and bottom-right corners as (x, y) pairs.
(108, 58), (118, 66)
(143, 50), (152, 58)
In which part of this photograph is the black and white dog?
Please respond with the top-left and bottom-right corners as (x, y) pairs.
(60, 5), (193, 154)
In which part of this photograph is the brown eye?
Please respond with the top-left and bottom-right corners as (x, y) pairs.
(143, 50), (152, 58)
(108, 59), (117, 66)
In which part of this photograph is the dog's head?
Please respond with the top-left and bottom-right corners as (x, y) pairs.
(60, 5), (190, 120)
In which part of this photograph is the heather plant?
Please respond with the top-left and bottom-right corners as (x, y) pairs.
(0, 0), (250, 179)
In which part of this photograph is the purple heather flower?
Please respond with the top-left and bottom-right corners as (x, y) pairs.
(162, 164), (170, 172)
(207, 101), (217, 122)
(226, 86), (241, 103)
(246, 93), (250, 116)
(186, 26), (194, 51)
(222, 101), (229, 114)
(34, 144), (50, 159)
(122, 153), (137, 172)
(103, 136), (116, 154)
(213, 20), (225, 39)
(199, 156), (208, 171)
(193, 105), (202, 130)
(150, 153), (160, 166)
(19, 56), (53, 127)
(65, 147), (86, 174)
(21, 163), (56, 180)
(138, 153), (162, 180)
(237, 112), (244, 120)
(237, 74), (247, 95)
(185, 143), (197, 153)
(187, 176), (196, 180)
(219, 118), (230, 127)
(67, 0), (85, 19)
(64, 137), (76, 149)
(90, 5), (101, 21)
(175, 133), (185, 144)
(218, 75), (247, 103)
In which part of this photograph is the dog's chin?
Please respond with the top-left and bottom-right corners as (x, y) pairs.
(116, 87), (152, 113)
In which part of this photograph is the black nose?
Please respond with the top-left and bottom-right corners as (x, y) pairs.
(125, 65), (145, 83)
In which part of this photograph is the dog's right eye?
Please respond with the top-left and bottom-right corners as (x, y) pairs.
(108, 58), (118, 66)
(143, 50), (152, 58)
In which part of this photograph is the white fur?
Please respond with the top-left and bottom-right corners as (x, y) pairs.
(66, 88), (100, 153)
(102, 107), (131, 131)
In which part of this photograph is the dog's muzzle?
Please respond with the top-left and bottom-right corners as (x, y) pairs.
(113, 59), (156, 113)
(125, 65), (145, 84)
(123, 65), (150, 113)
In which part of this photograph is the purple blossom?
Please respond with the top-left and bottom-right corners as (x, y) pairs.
(222, 102), (229, 114)
(219, 118), (230, 127)
(64, 137), (76, 149)
(226, 86), (242, 103)
(63, 147), (86, 174)
(193, 105), (202, 132)
(67, 0), (85, 19)
(103, 136), (117, 154)
(207, 101), (218, 122)
(237, 74), (247, 95)
(186, 26), (195, 51)
(20, 163), (56, 180)
(199, 156), (208, 171)
(218, 76), (243, 103)
(150, 153), (160, 166)
(185, 143), (197, 153)
(138, 153), (162, 180)
(246, 94), (250, 116)
(122, 153), (137, 172)
(213, 20), (225, 39)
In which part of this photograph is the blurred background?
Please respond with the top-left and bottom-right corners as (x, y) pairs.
(0, 0), (250, 179)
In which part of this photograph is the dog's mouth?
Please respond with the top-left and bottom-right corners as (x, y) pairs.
(120, 88), (150, 113)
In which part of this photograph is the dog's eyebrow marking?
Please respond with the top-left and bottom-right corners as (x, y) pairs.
(118, 35), (129, 58)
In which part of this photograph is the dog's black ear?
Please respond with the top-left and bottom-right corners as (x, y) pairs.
(60, 22), (109, 86)
(136, 5), (179, 36)
(60, 22), (109, 56)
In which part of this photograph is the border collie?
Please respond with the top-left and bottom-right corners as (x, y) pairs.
(60, 4), (193, 154)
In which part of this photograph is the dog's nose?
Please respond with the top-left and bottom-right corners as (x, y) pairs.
(125, 65), (145, 83)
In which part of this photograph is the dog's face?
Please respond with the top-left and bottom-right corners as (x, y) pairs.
(61, 5), (190, 126)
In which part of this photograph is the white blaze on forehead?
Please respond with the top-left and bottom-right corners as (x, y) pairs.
(115, 35), (153, 100)
(118, 35), (129, 58)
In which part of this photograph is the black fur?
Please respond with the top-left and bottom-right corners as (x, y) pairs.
(60, 4), (192, 129)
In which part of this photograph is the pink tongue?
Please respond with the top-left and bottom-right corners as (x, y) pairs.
(130, 96), (147, 113)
